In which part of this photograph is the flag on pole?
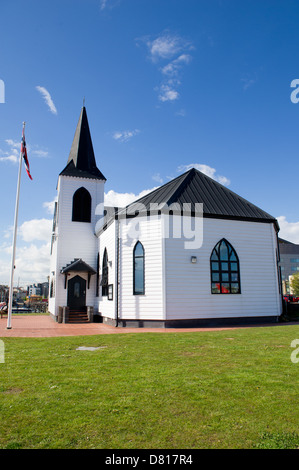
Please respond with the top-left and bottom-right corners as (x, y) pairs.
(21, 127), (32, 180)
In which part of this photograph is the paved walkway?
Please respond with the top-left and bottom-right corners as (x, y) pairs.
(0, 315), (247, 338)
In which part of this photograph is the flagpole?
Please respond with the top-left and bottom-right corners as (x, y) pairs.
(7, 122), (25, 329)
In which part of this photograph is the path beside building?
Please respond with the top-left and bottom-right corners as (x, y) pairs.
(0, 314), (248, 338)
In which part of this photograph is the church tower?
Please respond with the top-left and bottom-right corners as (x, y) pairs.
(48, 106), (106, 321)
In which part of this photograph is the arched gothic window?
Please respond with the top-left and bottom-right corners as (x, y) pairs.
(210, 239), (241, 294)
(72, 187), (91, 222)
(101, 248), (108, 297)
(133, 241), (145, 295)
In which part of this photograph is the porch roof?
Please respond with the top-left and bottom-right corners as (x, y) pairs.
(61, 258), (96, 275)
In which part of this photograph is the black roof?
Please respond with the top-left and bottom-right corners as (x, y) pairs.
(279, 238), (299, 254)
(61, 258), (96, 274)
(114, 168), (279, 230)
(60, 106), (106, 181)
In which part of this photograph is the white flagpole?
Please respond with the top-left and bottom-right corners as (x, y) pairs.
(7, 122), (25, 329)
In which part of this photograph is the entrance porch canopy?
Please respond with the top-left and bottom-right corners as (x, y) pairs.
(61, 258), (96, 289)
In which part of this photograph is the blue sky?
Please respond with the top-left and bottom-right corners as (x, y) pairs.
(1, 0), (299, 286)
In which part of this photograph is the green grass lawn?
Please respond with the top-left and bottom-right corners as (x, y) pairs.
(0, 324), (299, 449)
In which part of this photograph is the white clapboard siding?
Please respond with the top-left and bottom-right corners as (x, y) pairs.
(97, 220), (116, 320)
(164, 215), (281, 320)
(118, 215), (164, 320)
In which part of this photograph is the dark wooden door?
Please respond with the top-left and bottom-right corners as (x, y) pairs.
(67, 275), (86, 310)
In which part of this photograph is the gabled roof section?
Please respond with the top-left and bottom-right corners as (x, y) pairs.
(115, 168), (279, 230)
(60, 106), (106, 181)
(61, 258), (96, 274)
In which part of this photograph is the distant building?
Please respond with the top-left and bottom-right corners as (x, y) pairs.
(279, 238), (299, 293)
(27, 282), (49, 298)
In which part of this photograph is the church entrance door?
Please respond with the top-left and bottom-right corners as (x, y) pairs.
(67, 275), (86, 310)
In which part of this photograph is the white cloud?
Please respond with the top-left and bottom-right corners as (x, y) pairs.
(152, 173), (163, 184)
(161, 54), (192, 76)
(177, 163), (231, 186)
(100, 0), (108, 9)
(19, 218), (52, 243)
(43, 198), (57, 215)
(36, 86), (57, 114)
(32, 149), (49, 158)
(277, 216), (299, 244)
(0, 154), (18, 164)
(0, 138), (48, 165)
(241, 74), (258, 91)
(14, 242), (51, 284)
(158, 84), (179, 102)
(146, 34), (193, 62)
(138, 32), (194, 105)
(104, 187), (158, 208)
(113, 129), (140, 142)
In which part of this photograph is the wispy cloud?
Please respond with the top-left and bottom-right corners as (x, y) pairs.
(152, 173), (163, 184)
(137, 32), (194, 104)
(0, 138), (48, 164)
(36, 86), (57, 114)
(100, 0), (108, 9)
(113, 129), (140, 142)
(99, 0), (120, 11)
(241, 74), (258, 91)
(177, 163), (231, 186)
(0, 139), (20, 164)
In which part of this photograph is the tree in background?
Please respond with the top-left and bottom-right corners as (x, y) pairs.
(290, 272), (299, 296)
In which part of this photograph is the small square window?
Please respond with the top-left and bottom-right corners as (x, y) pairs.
(221, 262), (229, 271)
(231, 262), (238, 271)
(212, 273), (220, 282)
(221, 283), (230, 293)
(231, 283), (240, 294)
(221, 273), (229, 282)
(212, 283), (220, 294)
(212, 262), (219, 271)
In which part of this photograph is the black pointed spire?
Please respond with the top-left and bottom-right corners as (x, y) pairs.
(60, 106), (106, 180)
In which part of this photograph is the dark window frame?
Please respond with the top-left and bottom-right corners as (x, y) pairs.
(133, 241), (145, 295)
(101, 248), (109, 297)
(72, 187), (91, 223)
(210, 238), (241, 295)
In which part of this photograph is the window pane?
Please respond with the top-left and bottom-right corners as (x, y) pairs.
(212, 283), (220, 294)
(212, 262), (219, 271)
(219, 241), (229, 260)
(231, 283), (240, 294)
(134, 242), (144, 257)
(231, 273), (239, 282)
(212, 272), (220, 282)
(221, 283), (230, 293)
(221, 262), (228, 271)
(231, 262), (238, 271)
(134, 258), (144, 294)
(211, 250), (218, 261)
(230, 251), (237, 261)
(221, 273), (229, 282)
(74, 282), (80, 298)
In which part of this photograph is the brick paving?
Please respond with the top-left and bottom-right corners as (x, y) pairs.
(0, 315), (241, 338)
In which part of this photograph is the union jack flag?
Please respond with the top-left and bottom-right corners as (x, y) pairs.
(21, 127), (32, 180)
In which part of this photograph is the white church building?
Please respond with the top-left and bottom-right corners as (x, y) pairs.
(48, 106), (283, 327)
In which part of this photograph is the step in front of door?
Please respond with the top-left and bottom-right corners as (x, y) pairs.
(68, 310), (89, 323)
